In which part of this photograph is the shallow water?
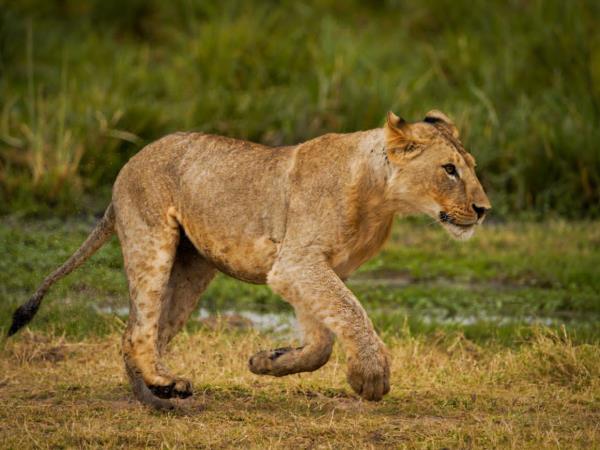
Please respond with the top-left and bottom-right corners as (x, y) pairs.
(96, 305), (299, 334)
(96, 303), (587, 337)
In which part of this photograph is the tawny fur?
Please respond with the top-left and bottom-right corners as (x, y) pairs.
(9, 110), (491, 409)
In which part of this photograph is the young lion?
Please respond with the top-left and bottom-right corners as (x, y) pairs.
(9, 110), (491, 410)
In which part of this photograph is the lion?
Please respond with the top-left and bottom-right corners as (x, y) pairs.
(8, 110), (490, 410)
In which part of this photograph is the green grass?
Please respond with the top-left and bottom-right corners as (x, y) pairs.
(1, 0), (599, 217)
(1, 217), (599, 343)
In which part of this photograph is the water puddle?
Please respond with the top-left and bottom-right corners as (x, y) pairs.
(196, 308), (298, 334)
(97, 305), (298, 334)
(97, 304), (583, 334)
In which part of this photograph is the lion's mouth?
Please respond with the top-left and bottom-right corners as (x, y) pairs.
(438, 211), (477, 241)
(438, 211), (476, 228)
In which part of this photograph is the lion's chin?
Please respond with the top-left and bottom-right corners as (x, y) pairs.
(442, 222), (476, 241)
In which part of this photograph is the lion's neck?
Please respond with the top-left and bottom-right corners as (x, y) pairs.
(358, 128), (392, 177)
(343, 126), (422, 242)
(357, 128), (424, 217)
(355, 129), (398, 212)
(330, 129), (396, 277)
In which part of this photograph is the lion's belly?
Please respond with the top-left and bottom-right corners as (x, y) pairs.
(173, 136), (294, 283)
(179, 216), (280, 284)
(176, 182), (286, 284)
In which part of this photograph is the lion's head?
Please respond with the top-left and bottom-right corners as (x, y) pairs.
(384, 110), (491, 240)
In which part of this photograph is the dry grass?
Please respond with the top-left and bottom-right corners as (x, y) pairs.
(1, 326), (598, 449)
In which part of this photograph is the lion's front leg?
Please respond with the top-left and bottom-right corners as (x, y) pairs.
(260, 257), (390, 401)
(248, 303), (334, 376)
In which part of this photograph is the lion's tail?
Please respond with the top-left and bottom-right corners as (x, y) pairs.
(7, 203), (116, 336)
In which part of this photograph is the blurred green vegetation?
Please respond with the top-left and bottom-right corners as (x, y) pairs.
(0, 0), (599, 217)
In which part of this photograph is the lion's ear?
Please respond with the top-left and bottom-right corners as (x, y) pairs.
(384, 112), (421, 164)
(424, 109), (459, 138)
(386, 111), (406, 129)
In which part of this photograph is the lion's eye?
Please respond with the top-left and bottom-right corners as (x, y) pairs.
(443, 164), (458, 177)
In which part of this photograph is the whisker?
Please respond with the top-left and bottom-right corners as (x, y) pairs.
(419, 218), (440, 228)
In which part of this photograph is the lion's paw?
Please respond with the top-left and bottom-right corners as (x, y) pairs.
(346, 348), (390, 401)
(148, 378), (193, 399)
(248, 347), (296, 376)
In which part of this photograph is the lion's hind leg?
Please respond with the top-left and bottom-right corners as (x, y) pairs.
(154, 234), (217, 398)
(159, 234), (216, 351)
(116, 210), (185, 408)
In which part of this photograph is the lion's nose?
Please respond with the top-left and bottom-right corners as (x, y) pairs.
(472, 203), (488, 219)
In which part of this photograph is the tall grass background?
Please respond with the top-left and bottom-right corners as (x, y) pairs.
(0, 0), (599, 217)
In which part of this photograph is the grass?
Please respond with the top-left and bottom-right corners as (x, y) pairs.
(1, 218), (599, 447)
(1, 0), (599, 217)
(1, 327), (598, 448)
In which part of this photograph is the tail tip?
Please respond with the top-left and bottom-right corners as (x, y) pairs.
(7, 322), (21, 337)
(7, 301), (40, 337)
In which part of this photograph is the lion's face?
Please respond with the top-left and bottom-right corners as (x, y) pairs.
(385, 110), (491, 240)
